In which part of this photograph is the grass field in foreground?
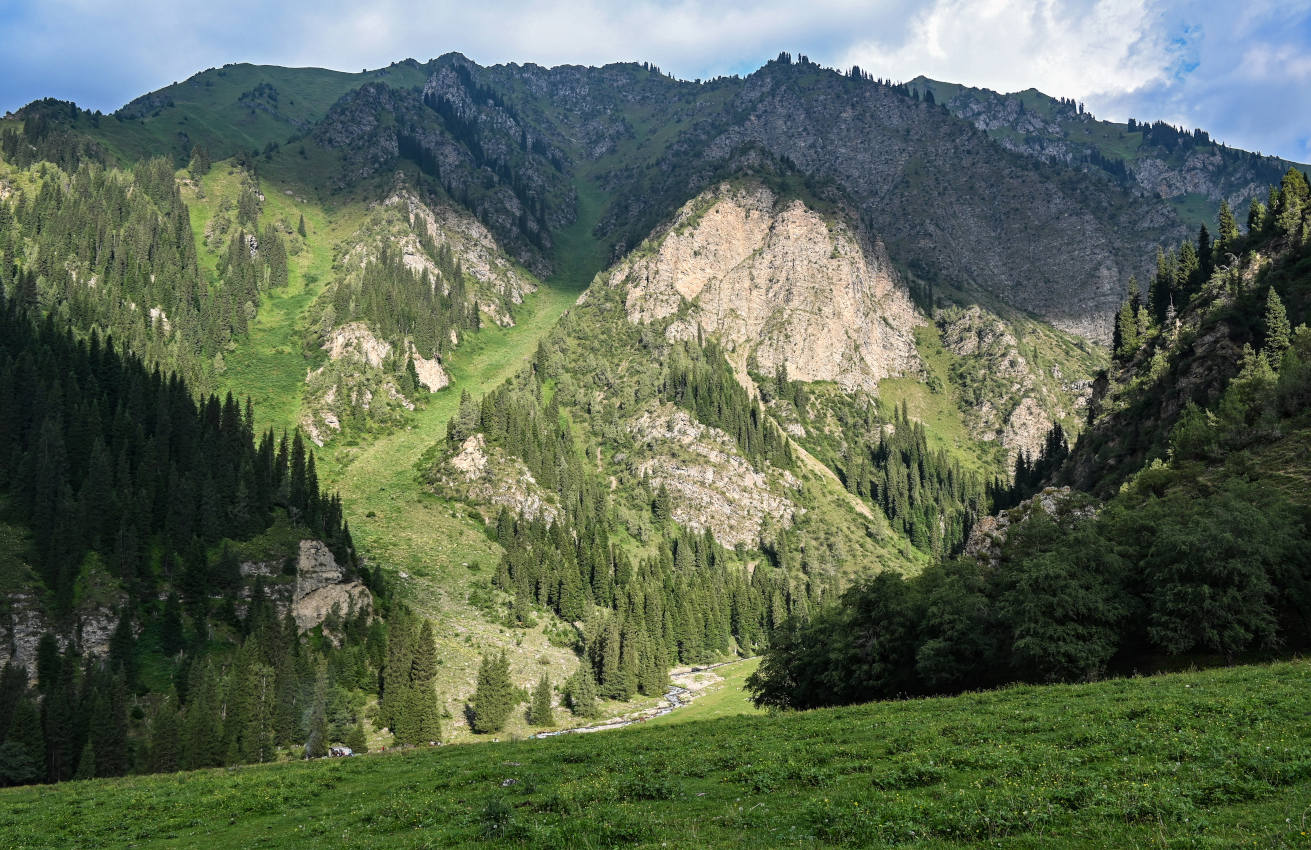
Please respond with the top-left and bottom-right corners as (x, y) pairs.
(4, 660), (1308, 849)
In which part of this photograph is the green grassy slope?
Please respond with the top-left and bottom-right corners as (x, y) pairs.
(647, 658), (763, 727)
(84, 62), (433, 167)
(4, 660), (1307, 848)
(317, 173), (611, 736)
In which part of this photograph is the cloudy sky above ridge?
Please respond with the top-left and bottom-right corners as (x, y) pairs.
(1, 0), (1307, 162)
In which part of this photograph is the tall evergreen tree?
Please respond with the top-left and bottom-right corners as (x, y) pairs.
(469, 652), (517, 734)
(529, 674), (554, 727)
(1264, 286), (1292, 361)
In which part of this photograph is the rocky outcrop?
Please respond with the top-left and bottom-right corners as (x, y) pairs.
(964, 487), (1098, 569)
(611, 183), (922, 394)
(1, 592), (49, 675)
(301, 323), (443, 446)
(2, 589), (126, 678)
(937, 306), (1094, 462)
(321, 322), (393, 369)
(291, 540), (372, 633)
(625, 404), (800, 547)
(437, 434), (561, 523)
(384, 190), (537, 327)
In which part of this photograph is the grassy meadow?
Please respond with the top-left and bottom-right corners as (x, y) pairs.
(4, 660), (1308, 848)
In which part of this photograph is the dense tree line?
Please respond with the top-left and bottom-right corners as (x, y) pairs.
(751, 190), (1311, 711)
(0, 100), (105, 171)
(749, 448), (1311, 710)
(664, 340), (792, 469)
(836, 401), (989, 554)
(0, 294), (414, 787)
(329, 244), (478, 362)
(0, 295), (354, 613)
(0, 600), (381, 786)
(0, 154), (287, 394)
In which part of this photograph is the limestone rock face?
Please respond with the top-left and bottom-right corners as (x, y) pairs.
(411, 352), (450, 392)
(322, 322), (394, 369)
(1, 592), (48, 674)
(626, 404), (801, 548)
(937, 305), (1094, 462)
(437, 434), (561, 523)
(611, 183), (923, 394)
(300, 323), (428, 446)
(2, 591), (126, 678)
(292, 540), (372, 633)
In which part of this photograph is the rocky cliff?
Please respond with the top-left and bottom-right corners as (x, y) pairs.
(239, 539), (373, 633)
(608, 182), (922, 393)
(916, 75), (1296, 219)
(625, 404), (802, 547)
(432, 434), (562, 524)
(937, 305), (1095, 461)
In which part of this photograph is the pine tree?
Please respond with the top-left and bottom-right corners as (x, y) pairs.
(72, 739), (95, 780)
(1276, 168), (1309, 236)
(469, 652), (517, 734)
(345, 720), (368, 754)
(148, 700), (181, 773)
(1217, 199), (1239, 249)
(297, 214), (307, 238)
(1248, 198), (1266, 233)
(161, 593), (184, 655)
(529, 674), (554, 727)
(564, 665), (598, 717)
(304, 661), (328, 758)
(1264, 287), (1292, 362)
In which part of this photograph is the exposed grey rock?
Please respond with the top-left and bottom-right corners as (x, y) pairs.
(613, 182), (923, 394)
(438, 434), (561, 523)
(292, 540), (373, 633)
(627, 404), (801, 547)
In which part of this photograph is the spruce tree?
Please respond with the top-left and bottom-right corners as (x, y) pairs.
(345, 720), (369, 753)
(1264, 287), (1292, 362)
(529, 674), (554, 727)
(72, 739), (95, 781)
(469, 652), (517, 734)
(304, 661), (328, 758)
(564, 665), (598, 717)
(148, 701), (181, 773)
(1217, 199), (1239, 248)
(297, 214), (307, 238)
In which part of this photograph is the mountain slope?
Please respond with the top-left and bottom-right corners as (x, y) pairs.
(41, 53), (1263, 342)
(913, 75), (1305, 229)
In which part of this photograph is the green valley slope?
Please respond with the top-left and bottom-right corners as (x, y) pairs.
(3, 660), (1308, 848)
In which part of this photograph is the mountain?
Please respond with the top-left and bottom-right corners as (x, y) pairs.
(912, 76), (1305, 230)
(15, 52), (1281, 340)
(0, 51), (1306, 784)
(747, 171), (1311, 708)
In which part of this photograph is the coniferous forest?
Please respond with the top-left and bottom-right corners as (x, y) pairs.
(0, 46), (1309, 850)
(749, 177), (1311, 709)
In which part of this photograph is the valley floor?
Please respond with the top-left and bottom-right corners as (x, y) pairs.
(4, 660), (1307, 848)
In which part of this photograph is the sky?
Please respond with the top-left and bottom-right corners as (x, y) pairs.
(1, 0), (1307, 163)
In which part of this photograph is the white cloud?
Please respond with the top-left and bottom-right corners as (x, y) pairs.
(836, 0), (1170, 101)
